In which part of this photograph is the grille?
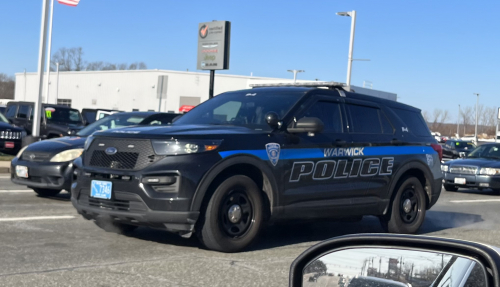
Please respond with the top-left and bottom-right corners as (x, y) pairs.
(88, 197), (130, 211)
(0, 131), (22, 140)
(21, 152), (52, 162)
(84, 137), (162, 170)
(450, 166), (478, 175)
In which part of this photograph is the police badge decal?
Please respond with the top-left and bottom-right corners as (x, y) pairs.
(266, 143), (280, 166)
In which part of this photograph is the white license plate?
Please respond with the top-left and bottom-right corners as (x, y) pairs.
(454, 178), (466, 185)
(90, 180), (112, 200)
(15, 166), (28, 178)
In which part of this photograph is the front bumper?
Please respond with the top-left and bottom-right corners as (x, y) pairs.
(11, 158), (74, 191)
(0, 139), (22, 155)
(443, 172), (500, 189)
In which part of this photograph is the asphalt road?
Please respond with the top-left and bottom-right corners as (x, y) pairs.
(1, 176), (500, 287)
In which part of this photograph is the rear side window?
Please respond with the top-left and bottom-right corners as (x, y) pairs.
(17, 105), (30, 119)
(347, 104), (382, 134)
(6, 105), (17, 118)
(392, 108), (430, 136)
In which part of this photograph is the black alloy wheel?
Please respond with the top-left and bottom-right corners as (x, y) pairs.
(219, 190), (254, 238)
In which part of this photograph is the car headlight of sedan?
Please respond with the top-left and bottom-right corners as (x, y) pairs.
(16, 146), (29, 158)
(50, 148), (84, 162)
(479, 168), (500, 176)
(441, 165), (449, 172)
(152, 140), (222, 155)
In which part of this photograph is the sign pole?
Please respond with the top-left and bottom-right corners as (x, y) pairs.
(209, 70), (215, 98)
(33, 0), (51, 138)
(158, 76), (164, 112)
(496, 107), (500, 143)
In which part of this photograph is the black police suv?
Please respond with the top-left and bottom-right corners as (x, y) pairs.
(71, 83), (442, 252)
(0, 112), (25, 155)
(441, 143), (500, 193)
(5, 102), (85, 138)
(442, 139), (476, 159)
(12, 112), (180, 197)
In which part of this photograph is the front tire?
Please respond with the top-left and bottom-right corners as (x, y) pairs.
(444, 184), (459, 192)
(380, 176), (426, 234)
(197, 175), (264, 253)
(32, 188), (61, 197)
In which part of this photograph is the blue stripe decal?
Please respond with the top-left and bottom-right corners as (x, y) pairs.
(219, 146), (436, 160)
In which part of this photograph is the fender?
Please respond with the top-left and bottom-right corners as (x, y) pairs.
(189, 155), (280, 214)
(384, 158), (434, 214)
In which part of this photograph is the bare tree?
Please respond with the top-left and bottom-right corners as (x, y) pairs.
(0, 73), (15, 99)
(422, 111), (430, 123)
(86, 61), (104, 71)
(118, 63), (128, 70)
(461, 106), (474, 135)
(73, 47), (85, 71)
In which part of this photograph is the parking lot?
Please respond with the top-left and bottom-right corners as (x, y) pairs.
(1, 175), (500, 286)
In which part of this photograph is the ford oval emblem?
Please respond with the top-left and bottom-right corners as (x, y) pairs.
(105, 147), (118, 155)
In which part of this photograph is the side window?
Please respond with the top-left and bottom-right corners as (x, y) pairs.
(6, 105), (17, 118)
(392, 108), (430, 136)
(347, 104), (382, 134)
(380, 112), (394, 134)
(296, 101), (343, 133)
(17, 105), (30, 119)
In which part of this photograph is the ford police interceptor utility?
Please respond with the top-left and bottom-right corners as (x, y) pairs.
(71, 82), (443, 253)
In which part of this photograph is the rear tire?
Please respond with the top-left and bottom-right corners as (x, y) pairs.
(94, 218), (138, 234)
(32, 188), (61, 197)
(380, 176), (426, 234)
(444, 184), (459, 192)
(197, 175), (264, 253)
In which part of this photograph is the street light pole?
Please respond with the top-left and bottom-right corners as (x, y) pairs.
(56, 62), (59, 103)
(457, 104), (460, 138)
(473, 93), (479, 144)
(336, 10), (356, 87)
(44, 0), (54, 104)
(287, 70), (305, 83)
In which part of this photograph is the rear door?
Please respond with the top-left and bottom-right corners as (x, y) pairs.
(282, 95), (353, 211)
(344, 98), (396, 205)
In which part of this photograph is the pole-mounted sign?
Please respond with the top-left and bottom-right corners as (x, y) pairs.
(197, 21), (231, 98)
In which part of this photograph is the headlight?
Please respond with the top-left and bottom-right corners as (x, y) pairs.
(441, 165), (449, 172)
(16, 146), (28, 158)
(84, 136), (94, 151)
(50, 148), (84, 162)
(479, 168), (500, 176)
(151, 140), (222, 155)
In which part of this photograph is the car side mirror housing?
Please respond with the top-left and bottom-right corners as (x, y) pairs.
(288, 117), (324, 134)
(289, 234), (497, 287)
(265, 111), (280, 130)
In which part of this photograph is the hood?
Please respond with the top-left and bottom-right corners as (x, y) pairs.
(94, 124), (263, 139)
(24, 136), (87, 154)
(0, 121), (23, 131)
(446, 158), (500, 168)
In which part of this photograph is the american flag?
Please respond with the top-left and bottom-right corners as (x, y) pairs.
(58, 0), (80, 6)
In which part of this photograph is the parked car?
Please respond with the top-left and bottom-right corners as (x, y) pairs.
(5, 102), (84, 139)
(441, 143), (500, 193)
(0, 112), (25, 155)
(442, 139), (476, 159)
(11, 111), (181, 197)
(81, 108), (121, 125)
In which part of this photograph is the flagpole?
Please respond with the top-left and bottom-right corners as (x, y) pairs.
(44, 0), (54, 104)
(33, 0), (50, 138)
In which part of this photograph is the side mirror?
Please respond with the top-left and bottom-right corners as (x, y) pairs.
(290, 234), (495, 287)
(265, 111), (280, 130)
(288, 117), (324, 134)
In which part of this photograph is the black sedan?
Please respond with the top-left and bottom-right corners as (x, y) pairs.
(0, 112), (25, 155)
(11, 111), (180, 197)
(442, 140), (476, 159)
(442, 143), (500, 193)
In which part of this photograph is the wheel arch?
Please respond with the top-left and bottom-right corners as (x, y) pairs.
(190, 155), (279, 219)
(384, 160), (434, 215)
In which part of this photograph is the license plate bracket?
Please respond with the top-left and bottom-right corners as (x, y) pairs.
(90, 180), (113, 200)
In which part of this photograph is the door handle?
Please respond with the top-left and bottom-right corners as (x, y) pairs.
(334, 139), (346, 146)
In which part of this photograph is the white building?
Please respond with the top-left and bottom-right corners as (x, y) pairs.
(14, 69), (397, 112)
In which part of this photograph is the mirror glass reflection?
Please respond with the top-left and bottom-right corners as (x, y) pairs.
(303, 248), (487, 287)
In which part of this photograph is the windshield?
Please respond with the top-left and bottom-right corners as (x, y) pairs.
(468, 144), (500, 159)
(0, 112), (8, 123)
(173, 90), (305, 130)
(44, 107), (83, 125)
(77, 113), (148, 136)
(453, 141), (475, 148)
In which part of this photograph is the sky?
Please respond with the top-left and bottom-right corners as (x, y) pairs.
(1, 1), (500, 121)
